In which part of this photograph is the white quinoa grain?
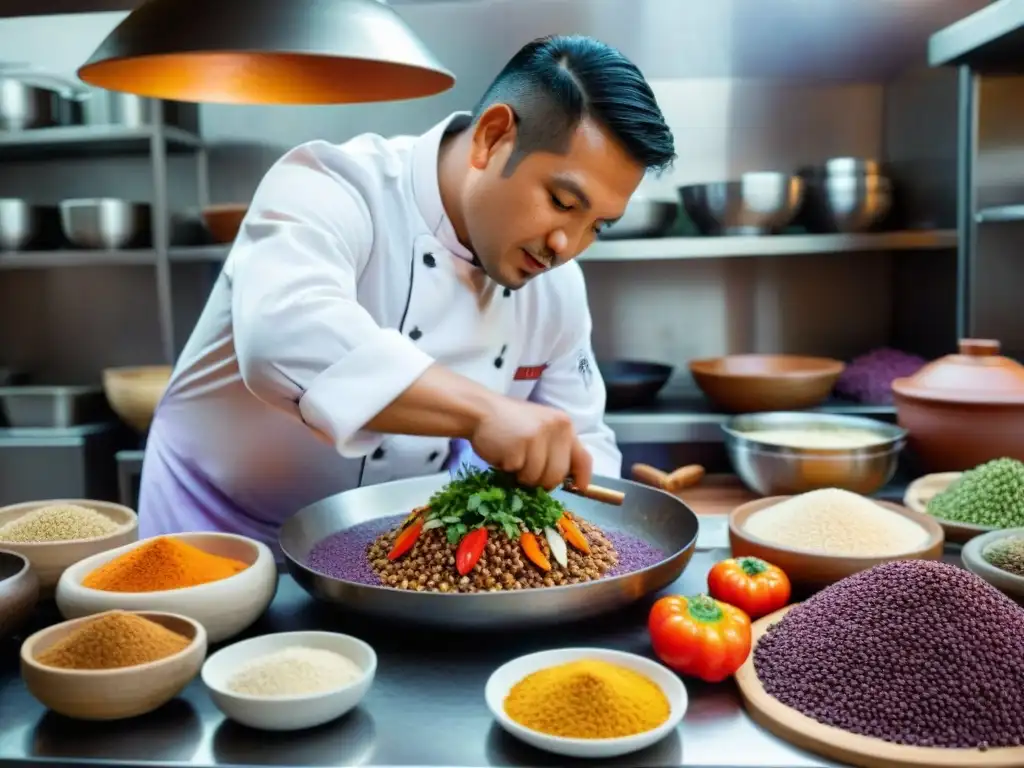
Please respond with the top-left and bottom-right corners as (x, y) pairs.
(226, 646), (363, 697)
(742, 488), (930, 557)
(0, 504), (119, 543)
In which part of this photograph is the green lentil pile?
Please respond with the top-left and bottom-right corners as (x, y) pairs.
(927, 458), (1024, 528)
(982, 536), (1024, 577)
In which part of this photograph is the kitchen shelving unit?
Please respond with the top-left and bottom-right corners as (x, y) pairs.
(928, 0), (1024, 355)
(0, 104), (209, 364)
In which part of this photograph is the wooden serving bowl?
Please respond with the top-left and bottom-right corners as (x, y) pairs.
(0, 499), (138, 596)
(202, 204), (248, 244)
(20, 609), (207, 720)
(0, 549), (39, 640)
(903, 471), (994, 544)
(102, 365), (172, 433)
(728, 496), (944, 592)
(689, 355), (845, 413)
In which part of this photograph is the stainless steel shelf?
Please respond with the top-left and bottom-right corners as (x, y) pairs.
(976, 204), (1024, 223)
(0, 124), (202, 160)
(606, 396), (897, 445)
(166, 230), (958, 267)
(0, 249), (157, 268)
(584, 230), (957, 261)
(929, 0), (1024, 72)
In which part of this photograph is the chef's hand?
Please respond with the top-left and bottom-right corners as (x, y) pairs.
(469, 397), (592, 492)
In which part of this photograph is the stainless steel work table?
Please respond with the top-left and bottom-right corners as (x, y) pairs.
(5, 541), (950, 768)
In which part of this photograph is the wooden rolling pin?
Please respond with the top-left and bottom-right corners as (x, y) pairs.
(631, 463), (705, 493)
(561, 479), (626, 506)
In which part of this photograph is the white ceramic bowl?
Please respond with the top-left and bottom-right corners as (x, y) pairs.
(0, 499), (138, 595)
(485, 647), (687, 759)
(54, 533), (277, 643)
(201, 630), (377, 731)
(21, 609), (207, 720)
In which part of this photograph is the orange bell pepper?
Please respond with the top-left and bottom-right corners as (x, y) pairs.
(707, 557), (791, 620)
(648, 594), (752, 683)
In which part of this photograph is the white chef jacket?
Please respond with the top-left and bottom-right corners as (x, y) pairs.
(138, 112), (621, 553)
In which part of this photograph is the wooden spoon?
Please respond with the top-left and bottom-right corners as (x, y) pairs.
(630, 463), (705, 493)
(561, 479), (626, 506)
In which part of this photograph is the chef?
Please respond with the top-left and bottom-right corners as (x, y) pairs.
(138, 34), (676, 554)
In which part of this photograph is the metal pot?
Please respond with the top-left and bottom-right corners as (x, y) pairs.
(59, 199), (151, 250)
(79, 89), (174, 128)
(0, 79), (64, 130)
(0, 199), (63, 251)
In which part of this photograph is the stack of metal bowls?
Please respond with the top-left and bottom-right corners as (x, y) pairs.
(797, 157), (892, 233)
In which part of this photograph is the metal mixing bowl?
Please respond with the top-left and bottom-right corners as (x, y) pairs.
(680, 172), (805, 235)
(722, 412), (907, 496)
(0, 199), (62, 251)
(597, 197), (678, 240)
(280, 473), (699, 630)
(59, 198), (151, 250)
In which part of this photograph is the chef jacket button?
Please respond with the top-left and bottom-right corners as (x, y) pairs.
(423, 252), (436, 268)
(409, 327), (423, 341)
(503, 287), (512, 298)
(371, 446), (386, 460)
(427, 450), (440, 462)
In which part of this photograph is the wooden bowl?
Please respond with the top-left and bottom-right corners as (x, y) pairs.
(728, 496), (944, 591)
(0, 499), (138, 597)
(0, 549), (39, 640)
(735, 604), (1024, 767)
(55, 533), (278, 643)
(689, 355), (845, 413)
(102, 365), (172, 433)
(202, 204), (248, 244)
(903, 471), (992, 544)
(961, 528), (1024, 604)
(20, 609), (207, 720)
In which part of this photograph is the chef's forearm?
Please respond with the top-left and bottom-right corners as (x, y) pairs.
(365, 364), (497, 440)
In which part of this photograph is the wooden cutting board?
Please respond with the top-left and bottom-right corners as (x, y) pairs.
(674, 474), (759, 516)
(735, 605), (1024, 767)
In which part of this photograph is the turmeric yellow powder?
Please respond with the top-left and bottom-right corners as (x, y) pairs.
(82, 536), (248, 592)
(504, 659), (670, 739)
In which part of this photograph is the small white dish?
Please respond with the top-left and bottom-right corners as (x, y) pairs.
(54, 532), (277, 643)
(201, 630), (377, 731)
(485, 647), (687, 759)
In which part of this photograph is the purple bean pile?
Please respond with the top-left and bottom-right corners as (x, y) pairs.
(754, 560), (1024, 750)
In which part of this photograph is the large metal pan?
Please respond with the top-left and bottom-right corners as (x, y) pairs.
(280, 473), (699, 630)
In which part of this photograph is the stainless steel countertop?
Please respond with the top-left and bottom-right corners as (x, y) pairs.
(3, 545), (938, 768)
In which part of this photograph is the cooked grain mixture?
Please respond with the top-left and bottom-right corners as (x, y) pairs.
(367, 516), (618, 593)
(0, 504), (119, 543)
(754, 560), (1024, 749)
(742, 488), (930, 557)
(227, 646), (363, 697)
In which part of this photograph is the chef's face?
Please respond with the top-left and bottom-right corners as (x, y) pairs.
(462, 105), (644, 290)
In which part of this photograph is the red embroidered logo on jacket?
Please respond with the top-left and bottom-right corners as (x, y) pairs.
(514, 364), (548, 381)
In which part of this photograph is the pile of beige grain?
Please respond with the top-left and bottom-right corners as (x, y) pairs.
(0, 504), (119, 543)
(742, 488), (930, 557)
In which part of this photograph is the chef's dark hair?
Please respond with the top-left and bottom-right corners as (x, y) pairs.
(472, 35), (675, 176)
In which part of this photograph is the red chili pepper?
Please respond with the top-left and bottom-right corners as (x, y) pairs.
(456, 526), (488, 575)
(387, 518), (424, 561)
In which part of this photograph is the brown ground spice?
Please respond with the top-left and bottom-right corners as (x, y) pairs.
(368, 517), (618, 593)
(36, 612), (191, 670)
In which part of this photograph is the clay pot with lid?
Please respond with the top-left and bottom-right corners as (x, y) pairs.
(891, 339), (1024, 471)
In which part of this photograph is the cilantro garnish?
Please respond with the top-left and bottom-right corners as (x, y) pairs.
(425, 467), (565, 545)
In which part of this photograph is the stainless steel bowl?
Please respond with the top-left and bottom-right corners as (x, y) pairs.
(597, 197), (678, 240)
(280, 473), (699, 630)
(680, 172), (805, 235)
(59, 199), (151, 250)
(800, 173), (892, 233)
(0, 199), (62, 251)
(722, 411), (907, 497)
(0, 79), (62, 130)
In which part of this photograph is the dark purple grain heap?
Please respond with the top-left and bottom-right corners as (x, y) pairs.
(753, 560), (1024, 750)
